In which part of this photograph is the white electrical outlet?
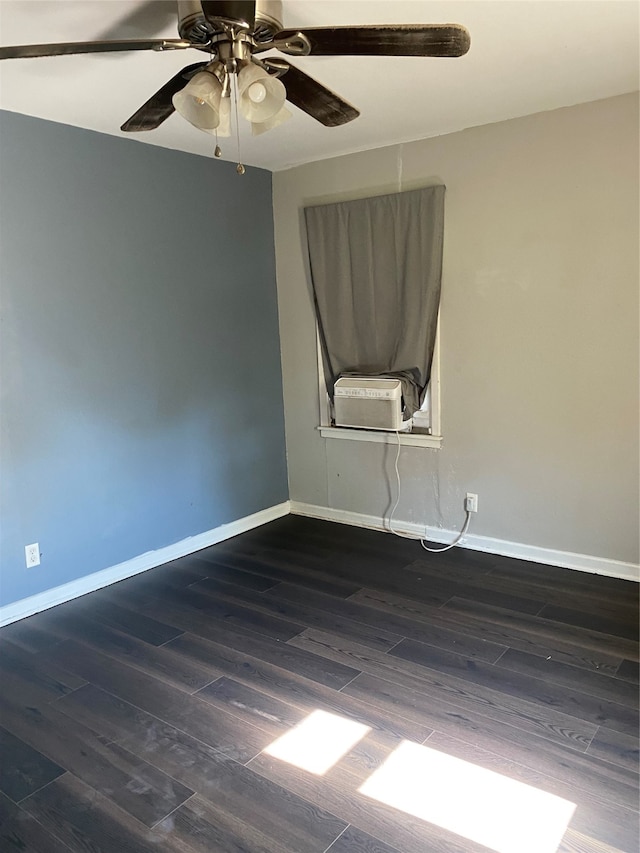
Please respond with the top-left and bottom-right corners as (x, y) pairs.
(25, 543), (40, 567)
(465, 493), (478, 513)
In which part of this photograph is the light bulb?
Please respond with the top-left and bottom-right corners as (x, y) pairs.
(248, 82), (267, 104)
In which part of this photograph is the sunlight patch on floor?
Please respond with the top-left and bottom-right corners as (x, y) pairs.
(358, 740), (576, 853)
(262, 709), (371, 775)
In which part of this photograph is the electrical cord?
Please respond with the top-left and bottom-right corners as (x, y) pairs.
(387, 429), (406, 538)
(420, 510), (471, 552)
(387, 429), (472, 551)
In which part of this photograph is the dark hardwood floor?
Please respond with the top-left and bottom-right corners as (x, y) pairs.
(1, 514), (638, 853)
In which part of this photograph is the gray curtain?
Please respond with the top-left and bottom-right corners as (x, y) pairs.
(305, 185), (445, 416)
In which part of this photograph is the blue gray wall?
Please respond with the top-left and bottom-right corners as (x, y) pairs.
(0, 111), (288, 608)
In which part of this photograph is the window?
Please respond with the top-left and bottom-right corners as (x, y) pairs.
(317, 316), (442, 449)
(305, 186), (444, 449)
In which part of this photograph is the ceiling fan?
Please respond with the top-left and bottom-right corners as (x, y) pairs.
(0, 1), (470, 155)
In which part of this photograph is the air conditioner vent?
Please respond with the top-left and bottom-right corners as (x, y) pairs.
(334, 377), (407, 431)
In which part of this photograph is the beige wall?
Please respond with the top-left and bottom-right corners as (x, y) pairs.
(273, 94), (639, 566)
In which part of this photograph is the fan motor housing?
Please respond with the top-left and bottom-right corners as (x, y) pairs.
(177, 0), (283, 43)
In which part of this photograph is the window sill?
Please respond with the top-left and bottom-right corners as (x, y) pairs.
(318, 426), (443, 448)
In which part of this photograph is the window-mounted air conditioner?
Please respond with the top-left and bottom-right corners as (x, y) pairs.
(334, 376), (411, 431)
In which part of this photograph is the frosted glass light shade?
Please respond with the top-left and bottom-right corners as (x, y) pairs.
(251, 104), (292, 136)
(172, 72), (224, 133)
(216, 96), (231, 137)
(238, 63), (286, 123)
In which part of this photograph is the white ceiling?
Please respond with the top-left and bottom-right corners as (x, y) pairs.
(0, 1), (638, 171)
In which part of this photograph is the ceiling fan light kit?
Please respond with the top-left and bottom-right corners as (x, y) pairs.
(172, 69), (227, 132)
(237, 62), (286, 123)
(0, 0), (470, 171)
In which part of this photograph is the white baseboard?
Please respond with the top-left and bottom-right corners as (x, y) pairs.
(0, 501), (291, 627)
(3, 498), (635, 628)
(290, 501), (640, 583)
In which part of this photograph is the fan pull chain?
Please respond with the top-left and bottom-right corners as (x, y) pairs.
(207, 45), (223, 159)
(232, 72), (245, 175)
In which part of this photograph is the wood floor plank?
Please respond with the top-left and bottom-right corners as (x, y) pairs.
(56, 682), (347, 853)
(390, 639), (639, 736)
(279, 516), (436, 566)
(195, 675), (406, 783)
(56, 682), (174, 745)
(350, 587), (625, 675)
(475, 572), (639, 625)
(406, 573), (547, 615)
(325, 533), (495, 576)
(210, 539), (343, 581)
(90, 563), (209, 606)
(486, 556), (636, 597)
(165, 631), (431, 743)
(193, 548), (362, 598)
(56, 682), (284, 761)
(0, 636), (87, 697)
(145, 580), (304, 642)
(77, 597), (184, 646)
(443, 597), (639, 662)
(41, 639), (271, 763)
(558, 828), (630, 853)
(587, 726), (640, 773)
(266, 582), (508, 662)
(134, 590), (313, 657)
(0, 726), (65, 803)
(56, 679), (272, 772)
(615, 659), (639, 683)
(185, 578), (402, 650)
(0, 665), (84, 723)
(20, 773), (185, 853)
(302, 556), (459, 607)
(220, 535), (455, 607)
(341, 671), (637, 811)
(424, 730), (639, 852)
(221, 519), (363, 561)
(30, 609), (217, 694)
(140, 597), (360, 691)
(538, 603), (639, 642)
(0, 789), (73, 853)
(214, 521), (332, 551)
(121, 724), (348, 853)
(326, 824), (403, 853)
(0, 618), (64, 654)
(289, 628), (601, 752)
(496, 647), (639, 708)
(0, 691), (193, 828)
(157, 793), (301, 853)
(111, 560), (211, 591)
(247, 751), (491, 853)
(401, 555), (495, 583)
(413, 556), (639, 625)
(179, 556), (281, 592)
(195, 676), (307, 735)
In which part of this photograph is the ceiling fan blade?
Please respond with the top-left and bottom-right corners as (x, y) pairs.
(200, 1), (256, 30)
(275, 24), (470, 58)
(97, 1), (178, 41)
(277, 61), (359, 127)
(0, 39), (192, 60)
(120, 62), (207, 132)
